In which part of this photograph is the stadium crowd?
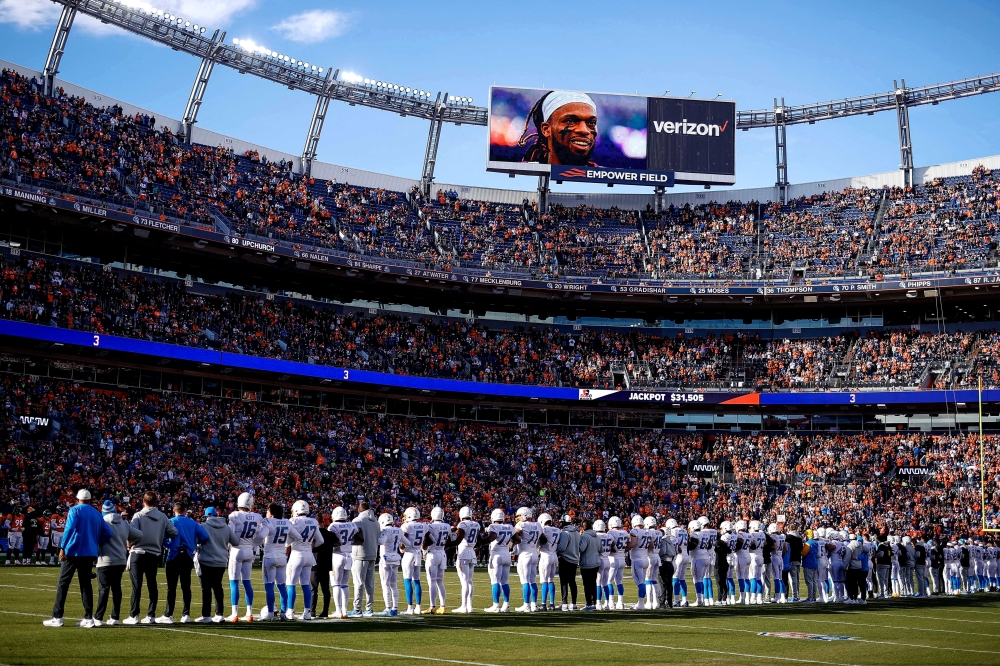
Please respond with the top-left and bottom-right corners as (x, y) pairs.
(5, 252), (1000, 391)
(3, 69), (1000, 280)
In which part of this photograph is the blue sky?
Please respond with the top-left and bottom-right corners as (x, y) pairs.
(1, 0), (998, 194)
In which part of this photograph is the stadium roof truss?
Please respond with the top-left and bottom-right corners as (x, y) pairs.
(42, 0), (1000, 202)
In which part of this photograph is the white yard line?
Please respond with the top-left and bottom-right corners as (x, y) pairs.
(159, 628), (503, 666)
(839, 611), (1000, 625)
(421, 622), (863, 666)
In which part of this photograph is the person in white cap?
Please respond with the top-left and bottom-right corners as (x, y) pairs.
(43, 489), (113, 628)
(518, 90), (599, 166)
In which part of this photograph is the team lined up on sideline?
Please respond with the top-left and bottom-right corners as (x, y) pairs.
(31, 489), (1000, 628)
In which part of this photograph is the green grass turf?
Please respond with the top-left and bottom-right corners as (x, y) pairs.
(1, 566), (999, 665)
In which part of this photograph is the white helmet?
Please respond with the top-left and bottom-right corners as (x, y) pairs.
(378, 513), (394, 528)
(490, 508), (505, 523)
(643, 516), (657, 529)
(749, 520), (761, 532)
(902, 535), (912, 545)
(594, 519), (607, 533)
(688, 520), (700, 532)
(332, 506), (348, 522)
(459, 506), (473, 520)
(561, 514), (573, 524)
(767, 523), (778, 534)
(515, 507), (533, 521)
(720, 520), (733, 533)
(431, 506), (445, 522)
(538, 513), (552, 526)
(698, 516), (709, 527)
(292, 500), (310, 516)
(816, 527), (827, 538)
(665, 518), (678, 530)
(734, 520), (747, 532)
(631, 515), (644, 528)
(237, 492), (254, 509)
(607, 516), (622, 530)
(403, 507), (420, 522)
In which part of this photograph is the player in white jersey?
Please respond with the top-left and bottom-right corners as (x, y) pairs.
(259, 503), (303, 621)
(697, 516), (716, 604)
(329, 506), (363, 619)
(767, 523), (787, 603)
(227, 493), (267, 621)
(594, 520), (614, 610)
(538, 513), (562, 610)
(400, 507), (428, 615)
(453, 507), (480, 613)
(286, 500), (323, 620)
(668, 519), (690, 607)
(692, 519), (718, 606)
(642, 517), (662, 608)
(376, 513), (410, 616)
(514, 507), (541, 612)
(987, 542), (999, 590)
(628, 515), (652, 610)
(972, 540), (987, 592)
(606, 516), (629, 609)
(827, 530), (848, 602)
(484, 509), (515, 612)
(423, 507), (452, 614)
(945, 541), (960, 594)
(746, 521), (767, 604)
(719, 521), (738, 605)
(732, 520), (751, 604)
(814, 527), (831, 602)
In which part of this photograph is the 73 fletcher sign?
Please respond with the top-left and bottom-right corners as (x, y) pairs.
(552, 165), (675, 187)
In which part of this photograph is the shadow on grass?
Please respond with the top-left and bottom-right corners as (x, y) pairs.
(160, 592), (1000, 637)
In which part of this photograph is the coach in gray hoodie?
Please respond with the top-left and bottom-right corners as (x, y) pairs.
(94, 501), (143, 625)
(125, 491), (178, 623)
(351, 501), (380, 615)
(578, 520), (600, 610)
(195, 507), (239, 621)
(557, 515), (580, 609)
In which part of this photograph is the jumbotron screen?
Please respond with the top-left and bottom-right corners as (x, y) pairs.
(487, 86), (736, 186)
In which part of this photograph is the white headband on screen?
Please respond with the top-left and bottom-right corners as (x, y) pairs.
(542, 91), (597, 122)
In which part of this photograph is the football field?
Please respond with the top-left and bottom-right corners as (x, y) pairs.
(1, 567), (999, 665)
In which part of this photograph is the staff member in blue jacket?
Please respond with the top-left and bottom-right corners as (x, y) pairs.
(43, 489), (113, 628)
(160, 500), (209, 623)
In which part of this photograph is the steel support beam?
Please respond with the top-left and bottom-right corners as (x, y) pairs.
(774, 98), (789, 203)
(420, 92), (447, 198)
(301, 68), (337, 177)
(654, 186), (665, 213)
(42, 3), (77, 96)
(180, 30), (223, 143)
(537, 174), (550, 214)
(895, 79), (914, 188)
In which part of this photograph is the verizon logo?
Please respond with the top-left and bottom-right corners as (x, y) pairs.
(653, 119), (729, 137)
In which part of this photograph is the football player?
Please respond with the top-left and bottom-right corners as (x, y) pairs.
(377, 513), (410, 616)
(513, 507), (541, 612)
(484, 508), (515, 612)
(7, 507), (23, 565)
(227, 493), (267, 621)
(452, 507), (479, 613)
(768, 523), (786, 603)
(330, 506), (364, 619)
(594, 519), (614, 610)
(692, 518), (717, 606)
(734, 519), (751, 604)
(747, 520), (766, 605)
(628, 515), (651, 610)
(286, 500), (324, 620)
(828, 530), (848, 603)
(668, 518), (689, 607)
(606, 516), (629, 609)
(423, 507), (452, 614)
(720, 521), (739, 605)
(259, 503), (303, 621)
(36, 510), (50, 566)
(49, 509), (66, 566)
(400, 507), (427, 615)
(815, 527), (831, 602)
(538, 513), (561, 610)
(643, 517), (661, 608)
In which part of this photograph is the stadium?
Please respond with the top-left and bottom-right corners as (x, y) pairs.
(1, 1), (999, 665)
